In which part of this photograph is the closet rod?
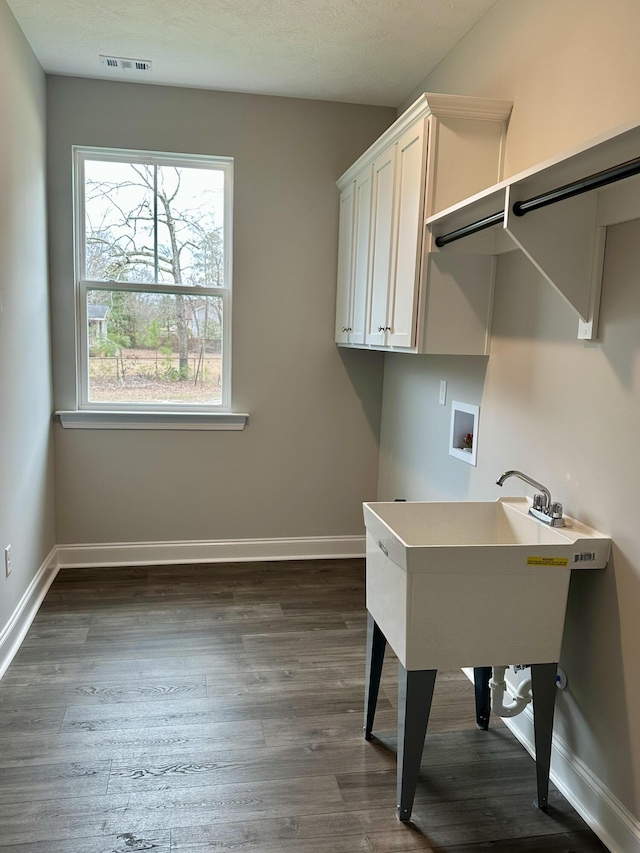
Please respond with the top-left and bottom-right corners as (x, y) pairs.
(434, 153), (640, 247)
(512, 154), (640, 216)
(434, 210), (504, 248)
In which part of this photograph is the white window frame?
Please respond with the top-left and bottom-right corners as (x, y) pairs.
(73, 146), (234, 414)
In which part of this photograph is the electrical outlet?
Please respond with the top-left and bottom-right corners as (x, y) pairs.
(439, 380), (447, 405)
(4, 545), (11, 578)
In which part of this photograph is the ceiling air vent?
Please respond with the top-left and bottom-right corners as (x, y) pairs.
(100, 55), (153, 73)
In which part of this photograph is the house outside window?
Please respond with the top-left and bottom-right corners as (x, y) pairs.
(87, 304), (109, 345)
(74, 147), (233, 412)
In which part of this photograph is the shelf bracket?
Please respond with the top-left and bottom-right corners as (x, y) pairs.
(504, 186), (605, 340)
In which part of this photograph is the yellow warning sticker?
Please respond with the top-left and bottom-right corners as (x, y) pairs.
(527, 556), (569, 567)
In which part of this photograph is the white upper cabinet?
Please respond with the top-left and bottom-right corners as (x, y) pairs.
(351, 167), (373, 345)
(335, 179), (355, 344)
(386, 118), (428, 348)
(335, 93), (512, 355)
(335, 165), (373, 345)
(367, 144), (397, 346)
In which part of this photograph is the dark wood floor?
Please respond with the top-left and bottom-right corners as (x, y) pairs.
(0, 559), (608, 852)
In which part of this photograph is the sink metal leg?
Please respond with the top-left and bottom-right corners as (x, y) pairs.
(473, 666), (492, 730)
(364, 612), (387, 740)
(531, 661), (558, 810)
(397, 665), (437, 822)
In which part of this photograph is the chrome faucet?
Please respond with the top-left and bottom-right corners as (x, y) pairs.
(496, 470), (565, 527)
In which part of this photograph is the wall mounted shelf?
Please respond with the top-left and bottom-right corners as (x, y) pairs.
(427, 117), (640, 340)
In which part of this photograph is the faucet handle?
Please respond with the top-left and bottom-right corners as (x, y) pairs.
(533, 493), (548, 510)
(550, 502), (563, 519)
(549, 502), (566, 527)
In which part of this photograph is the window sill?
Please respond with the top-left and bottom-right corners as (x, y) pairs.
(54, 411), (248, 431)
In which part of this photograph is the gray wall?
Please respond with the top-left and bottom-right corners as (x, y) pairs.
(0, 1), (55, 635)
(48, 77), (393, 544)
(381, 0), (640, 824)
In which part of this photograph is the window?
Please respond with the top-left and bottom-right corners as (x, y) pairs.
(74, 147), (233, 412)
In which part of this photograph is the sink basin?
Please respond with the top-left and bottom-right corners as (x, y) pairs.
(363, 498), (610, 669)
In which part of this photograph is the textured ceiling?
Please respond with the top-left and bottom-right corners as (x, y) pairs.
(7, 0), (496, 106)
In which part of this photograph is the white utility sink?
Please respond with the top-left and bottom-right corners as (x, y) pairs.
(363, 498), (611, 670)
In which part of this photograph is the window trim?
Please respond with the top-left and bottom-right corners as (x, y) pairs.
(72, 145), (234, 414)
(55, 410), (248, 431)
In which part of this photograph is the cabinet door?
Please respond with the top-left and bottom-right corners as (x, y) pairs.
(350, 166), (373, 344)
(387, 118), (428, 348)
(335, 180), (355, 344)
(366, 144), (397, 346)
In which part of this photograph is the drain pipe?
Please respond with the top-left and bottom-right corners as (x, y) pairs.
(489, 666), (532, 718)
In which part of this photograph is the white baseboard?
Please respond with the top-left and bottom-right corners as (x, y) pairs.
(0, 547), (60, 680)
(505, 707), (640, 853)
(55, 535), (366, 568)
(462, 667), (640, 853)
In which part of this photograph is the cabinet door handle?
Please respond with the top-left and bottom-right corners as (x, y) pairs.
(377, 325), (385, 332)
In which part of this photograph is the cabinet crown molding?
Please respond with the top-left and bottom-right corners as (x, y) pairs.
(337, 93), (513, 190)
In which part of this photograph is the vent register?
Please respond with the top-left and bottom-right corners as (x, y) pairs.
(100, 55), (152, 72)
